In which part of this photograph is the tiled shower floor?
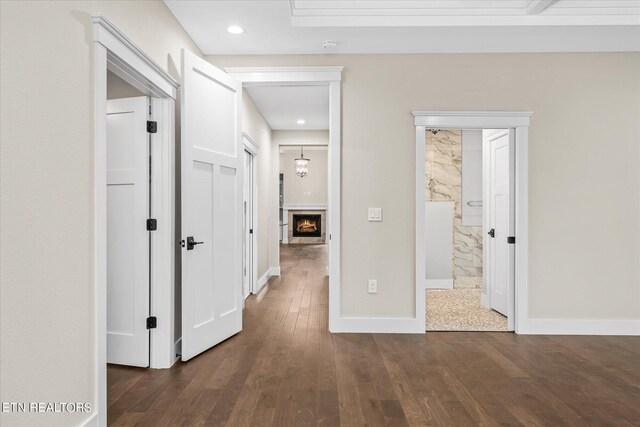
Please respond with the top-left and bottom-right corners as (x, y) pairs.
(425, 289), (508, 331)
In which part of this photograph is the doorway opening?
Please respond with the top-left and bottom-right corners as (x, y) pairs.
(93, 15), (179, 425)
(414, 111), (532, 335)
(227, 66), (342, 332)
(243, 145), (257, 300)
(423, 128), (511, 331)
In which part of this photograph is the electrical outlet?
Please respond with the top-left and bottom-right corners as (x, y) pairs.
(368, 279), (377, 294)
(368, 207), (382, 222)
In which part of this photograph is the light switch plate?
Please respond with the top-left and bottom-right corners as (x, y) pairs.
(368, 279), (377, 294)
(368, 207), (382, 222)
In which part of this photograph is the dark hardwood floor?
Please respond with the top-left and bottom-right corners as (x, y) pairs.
(108, 244), (640, 426)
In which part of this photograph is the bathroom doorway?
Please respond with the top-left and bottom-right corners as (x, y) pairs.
(422, 128), (514, 331)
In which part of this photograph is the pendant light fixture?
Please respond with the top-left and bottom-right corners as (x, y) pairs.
(295, 146), (310, 178)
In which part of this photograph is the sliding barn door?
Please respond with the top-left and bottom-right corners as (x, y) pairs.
(180, 49), (243, 361)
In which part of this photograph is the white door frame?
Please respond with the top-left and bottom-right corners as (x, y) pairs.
(226, 67), (342, 331)
(414, 111), (532, 334)
(92, 14), (178, 427)
(243, 133), (259, 294)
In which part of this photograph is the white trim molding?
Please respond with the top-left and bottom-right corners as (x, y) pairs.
(283, 204), (328, 211)
(93, 14), (178, 427)
(242, 132), (260, 155)
(519, 319), (640, 336)
(226, 67), (343, 334)
(225, 66), (344, 85)
(425, 279), (453, 289)
(330, 317), (424, 334)
(414, 111), (532, 335)
(413, 111), (532, 128)
(255, 266), (281, 295)
(82, 413), (98, 427)
(92, 15), (178, 98)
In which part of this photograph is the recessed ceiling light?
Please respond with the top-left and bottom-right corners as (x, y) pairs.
(227, 25), (244, 35)
(297, 119), (306, 125)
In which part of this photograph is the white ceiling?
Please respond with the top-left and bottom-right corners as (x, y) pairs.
(245, 85), (329, 130)
(164, 0), (640, 54)
(280, 146), (328, 153)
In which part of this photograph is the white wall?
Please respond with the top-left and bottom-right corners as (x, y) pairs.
(242, 91), (280, 280)
(208, 53), (640, 322)
(0, 1), (203, 425)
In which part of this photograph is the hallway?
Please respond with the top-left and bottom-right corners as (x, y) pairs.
(107, 244), (640, 426)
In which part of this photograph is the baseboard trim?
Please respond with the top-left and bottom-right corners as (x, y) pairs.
(255, 270), (270, 294)
(255, 266), (280, 295)
(330, 316), (424, 334)
(425, 279), (453, 289)
(82, 413), (98, 427)
(518, 319), (640, 336)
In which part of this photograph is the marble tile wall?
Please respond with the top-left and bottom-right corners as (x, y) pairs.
(425, 130), (483, 288)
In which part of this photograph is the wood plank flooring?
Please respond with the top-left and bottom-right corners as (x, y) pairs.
(108, 244), (640, 426)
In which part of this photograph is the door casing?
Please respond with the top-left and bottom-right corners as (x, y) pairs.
(93, 14), (178, 427)
(226, 67), (344, 332)
(243, 134), (259, 295)
(414, 111), (531, 334)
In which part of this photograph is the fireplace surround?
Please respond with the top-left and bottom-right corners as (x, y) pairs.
(284, 207), (326, 244)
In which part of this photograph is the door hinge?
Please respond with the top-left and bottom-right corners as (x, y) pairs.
(146, 316), (157, 329)
(249, 228), (253, 234)
(146, 218), (157, 231)
(507, 236), (516, 244)
(147, 120), (158, 134)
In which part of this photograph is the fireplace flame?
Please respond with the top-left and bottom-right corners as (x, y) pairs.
(297, 219), (318, 233)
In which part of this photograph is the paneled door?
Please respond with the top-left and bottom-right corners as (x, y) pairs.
(106, 96), (150, 367)
(487, 129), (515, 317)
(180, 49), (243, 361)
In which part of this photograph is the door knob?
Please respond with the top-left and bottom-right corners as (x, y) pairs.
(185, 236), (204, 250)
(488, 228), (495, 238)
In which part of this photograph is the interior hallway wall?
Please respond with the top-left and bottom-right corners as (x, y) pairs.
(107, 70), (144, 99)
(279, 147), (328, 206)
(0, 1), (203, 425)
(208, 53), (640, 322)
(242, 91), (280, 280)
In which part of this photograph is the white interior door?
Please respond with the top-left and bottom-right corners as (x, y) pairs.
(106, 96), (150, 367)
(181, 49), (243, 361)
(243, 149), (253, 299)
(488, 129), (515, 317)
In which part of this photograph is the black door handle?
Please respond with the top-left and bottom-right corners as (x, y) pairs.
(488, 228), (495, 238)
(186, 236), (204, 250)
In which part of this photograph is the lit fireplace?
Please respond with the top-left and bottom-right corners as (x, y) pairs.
(292, 214), (322, 237)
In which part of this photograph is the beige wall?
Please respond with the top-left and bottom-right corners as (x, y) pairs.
(208, 53), (640, 320)
(279, 147), (328, 206)
(242, 91), (280, 279)
(272, 130), (330, 146)
(0, 1), (202, 425)
(107, 70), (144, 99)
